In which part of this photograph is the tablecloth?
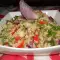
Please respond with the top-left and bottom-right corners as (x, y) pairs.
(0, 53), (60, 60)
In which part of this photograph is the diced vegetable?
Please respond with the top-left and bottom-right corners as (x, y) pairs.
(49, 24), (60, 31)
(26, 44), (32, 48)
(11, 25), (20, 35)
(34, 43), (38, 48)
(15, 36), (21, 42)
(56, 26), (60, 30)
(11, 28), (17, 35)
(14, 16), (19, 20)
(48, 39), (55, 46)
(13, 20), (20, 25)
(39, 20), (47, 24)
(17, 40), (24, 48)
(33, 34), (39, 43)
(57, 39), (60, 45)
(28, 41), (33, 48)
(48, 29), (56, 37)
(1, 36), (7, 45)
(4, 42), (8, 46)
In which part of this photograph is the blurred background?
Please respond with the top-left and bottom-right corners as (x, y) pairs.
(0, 0), (60, 19)
(0, 0), (60, 6)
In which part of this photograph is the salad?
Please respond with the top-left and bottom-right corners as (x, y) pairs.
(0, 10), (60, 48)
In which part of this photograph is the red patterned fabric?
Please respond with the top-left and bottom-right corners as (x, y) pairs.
(0, 54), (60, 60)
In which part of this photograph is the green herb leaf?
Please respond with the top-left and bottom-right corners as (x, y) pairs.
(48, 29), (56, 37)
(49, 24), (60, 31)
(8, 37), (15, 42)
(56, 26), (60, 30)
(48, 39), (55, 46)
(1, 39), (5, 45)
(14, 16), (19, 20)
(8, 42), (12, 47)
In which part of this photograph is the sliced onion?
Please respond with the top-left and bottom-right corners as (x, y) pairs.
(58, 39), (60, 45)
(19, 0), (38, 20)
(26, 44), (32, 48)
(26, 40), (33, 48)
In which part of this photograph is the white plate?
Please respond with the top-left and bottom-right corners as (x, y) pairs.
(0, 10), (60, 55)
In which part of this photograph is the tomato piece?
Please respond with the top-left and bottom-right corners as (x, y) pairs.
(4, 42), (8, 46)
(15, 36), (21, 42)
(11, 25), (20, 35)
(36, 45), (38, 48)
(11, 28), (17, 35)
(17, 40), (24, 48)
(33, 35), (39, 43)
(39, 20), (47, 24)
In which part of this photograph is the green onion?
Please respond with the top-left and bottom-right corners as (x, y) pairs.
(14, 16), (19, 20)
(22, 25), (27, 31)
(56, 26), (60, 30)
(8, 42), (12, 47)
(48, 29), (56, 37)
(1, 38), (6, 45)
(8, 37), (15, 42)
(49, 24), (60, 31)
(48, 39), (55, 46)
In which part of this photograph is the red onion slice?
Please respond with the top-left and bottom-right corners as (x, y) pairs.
(26, 44), (32, 48)
(48, 16), (54, 22)
(58, 39), (60, 45)
(19, 0), (38, 20)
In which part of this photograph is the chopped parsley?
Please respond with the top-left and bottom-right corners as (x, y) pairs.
(48, 29), (56, 37)
(48, 39), (55, 46)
